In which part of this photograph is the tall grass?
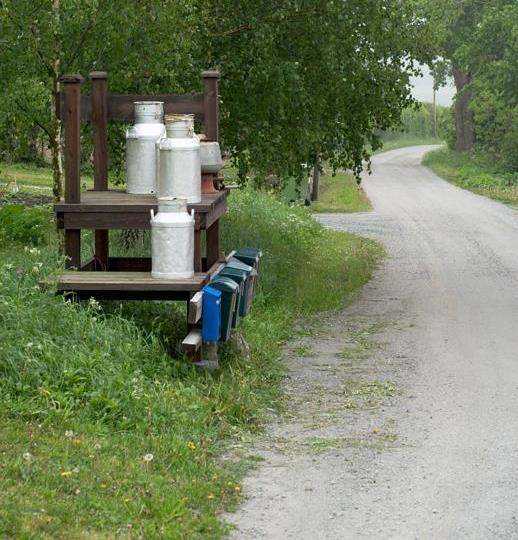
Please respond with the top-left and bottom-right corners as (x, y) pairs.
(0, 190), (383, 538)
(424, 148), (518, 206)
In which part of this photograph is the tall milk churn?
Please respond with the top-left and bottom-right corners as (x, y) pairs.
(126, 101), (165, 194)
(157, 114), (201, 203)
(150, 197), (195, 279)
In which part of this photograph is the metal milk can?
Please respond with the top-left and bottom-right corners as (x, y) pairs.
(156, 114), (201, 203)
(150, 197), (195, 279)
(126, 101), (165, 194)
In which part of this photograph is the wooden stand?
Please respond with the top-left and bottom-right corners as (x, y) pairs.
(55, 70), (224, 360)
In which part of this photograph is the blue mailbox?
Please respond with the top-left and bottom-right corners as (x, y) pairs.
(202, 285), (222, 342)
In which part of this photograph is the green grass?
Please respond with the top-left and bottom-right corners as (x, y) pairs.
(311, 170), (371, 213)
(423, 148), (518, 206)
(0, 189), (383, 538)
(374, 135), (442, 155)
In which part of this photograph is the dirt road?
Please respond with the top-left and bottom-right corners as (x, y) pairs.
(227, 146), (518, 539)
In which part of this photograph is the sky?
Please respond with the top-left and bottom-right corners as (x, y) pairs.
(410, 64), (456, 106)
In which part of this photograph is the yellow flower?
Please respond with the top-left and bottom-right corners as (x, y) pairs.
(61, 470), (73, 477)
(207, 494), (215, 500)
(187, 441), (196, 450)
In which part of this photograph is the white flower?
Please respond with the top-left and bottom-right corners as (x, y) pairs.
(72, 466), (80, 474)
(64, 430), (74, 439)
(94, 443), (102, 450)
(22, 452), (34, 463)
(143, 453), (154, 462)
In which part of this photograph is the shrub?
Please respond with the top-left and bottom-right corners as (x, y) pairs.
(0, 204), (52, 246)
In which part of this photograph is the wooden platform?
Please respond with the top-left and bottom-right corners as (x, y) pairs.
(55, 189), (228, 230)
(56, 271), (210, 300)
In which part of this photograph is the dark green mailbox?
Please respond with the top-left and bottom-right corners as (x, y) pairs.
(219, 265), (251, 317)
(209, 276), (240, 339)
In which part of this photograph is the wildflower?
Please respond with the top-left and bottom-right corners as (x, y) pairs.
(187, 441), (196, 450)
(61, 470), (73, 477)
(31, 266), (40, 273)
(143, 453), (154, 462)
(234, 485), (241, 492)
(64, 430), (74, 439)
(72, 466), (80, 474)
(22, 452), (34, 463)
(26, 342), (33, 348)
(207, 494), (215, 500)
(94, 443), (102, 450)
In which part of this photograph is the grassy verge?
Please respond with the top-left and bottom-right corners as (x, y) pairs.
(373, 136), (441, 154)
(311, 171), (371, 213)
(0, 190), (383, 538)
(423, 148), (518, 206)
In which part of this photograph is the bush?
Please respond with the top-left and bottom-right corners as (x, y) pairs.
(0, 204), (53, 246)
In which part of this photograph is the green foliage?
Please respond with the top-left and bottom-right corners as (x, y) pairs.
(0, 192), (383, 536)
(424, 147), (518, 205)
(422, 0), (517, 171)
(0, 0), (432, 188)
(0, 205), (53, 246)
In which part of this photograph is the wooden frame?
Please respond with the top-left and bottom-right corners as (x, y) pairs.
(57, 70), (222, 273)
(54, 70), (225, 362)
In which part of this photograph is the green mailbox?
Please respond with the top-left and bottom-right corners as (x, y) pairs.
(226, 260), (256, 311)
(234, 248), (262, 273)
(219, 265), (252, 317)
(209, 276), (240, 339)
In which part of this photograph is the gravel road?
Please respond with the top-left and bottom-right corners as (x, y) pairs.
(227, 145), (518, 539)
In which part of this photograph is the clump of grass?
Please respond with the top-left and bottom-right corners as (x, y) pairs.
(423, 148), (518, 205)
(0, 204), (53, 245)
(311, 171), (371, 213)
(0, 188), (383, 537)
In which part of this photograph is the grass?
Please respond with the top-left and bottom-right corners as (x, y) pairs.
(423, 148), (518, 206)
(374, 135), (441, 155)
(311, 170), (371, 213)
(0, 186), (383, 537)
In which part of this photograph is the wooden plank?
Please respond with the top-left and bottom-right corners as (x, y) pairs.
(202, 71), (220, 141)
(61, 75), (83, 204)
(188, 292), (203, 324)
(57, 271), (208, 292)
(107, 94), (204, 122)
(55, 190), (227, 213)
(182, 329), (202, 355)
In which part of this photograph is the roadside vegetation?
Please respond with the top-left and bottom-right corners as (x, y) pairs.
(311, 171), (371, 213)
(0, 188), (383, 537)
(423, 148), (518, 206)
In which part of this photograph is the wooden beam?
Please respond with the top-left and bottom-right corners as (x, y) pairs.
(61, 74), (83, 204)
(90, 72), (110, 269)
(182, 329), (202, 357)
(202, 70), (220, 141)
(107, 94), (204, 122)
(188, 292), (203, 324)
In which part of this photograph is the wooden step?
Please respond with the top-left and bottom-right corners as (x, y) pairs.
(54, 271), (209, 300)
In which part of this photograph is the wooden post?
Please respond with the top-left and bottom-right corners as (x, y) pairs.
(202, 70), (220, 142)
(194, 230), (202, 273)
(61, 74), (83, 269)
(90, 71), (109, 269)
(61, 74), (83, 203)
(206, 220), (220, 268)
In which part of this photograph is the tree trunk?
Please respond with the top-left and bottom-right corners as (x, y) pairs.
(50, 68), (63, 202)
(51, 0), (63, 202)
(310, 159), (320, 202)
(452, 68), (474, 152)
